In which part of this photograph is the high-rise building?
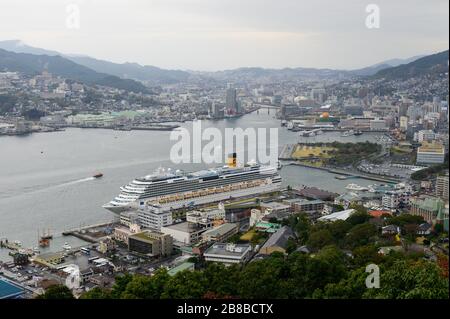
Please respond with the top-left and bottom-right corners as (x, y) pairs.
(209, 102), (223, 119)
(226, 87), (238, 114)
(399, 116), (409, 131)
(436, 174), (449, 201)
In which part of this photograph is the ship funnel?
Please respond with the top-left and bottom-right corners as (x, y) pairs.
(227, 153), (237, 168)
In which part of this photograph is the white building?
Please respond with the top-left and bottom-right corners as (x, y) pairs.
(415, 130), (435, 143)
(382, 191), (411, 210)
(317, 209), (355, 222)
(436, 174), (449, 201)
(161, 222), (207, 246)
(138, 204), (173, 231)
(250, 209), (263, 227)
(399, 116), (409, 131)
(416, 143), (445, 164)
(203, 243), (252, 265)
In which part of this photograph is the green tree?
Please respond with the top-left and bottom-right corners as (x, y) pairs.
(80, 287), (111, 299)
(364, 260), (449, 299)
(313, 267), (368, 299)
(238, 255), (288, 298)
(352, 244), (383, 267)
(161, 270), (208, 299)
(203, 263), (240, 298)
(37, 285), (74, 299)
(285, 238), (298, 254)
(110, 273), (133, 298)
(307, 229), (334, 251)
(345, 223), (378, 248)
(328, 220), (352, 242)
(346, 211), (370, 226)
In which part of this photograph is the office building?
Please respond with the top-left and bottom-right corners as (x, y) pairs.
(226, 86), (239, 114)
(138, 204), (173, 231)
(436, 174), (449, 201)
(416, 142), (445, 164)
(128, 231), (173, 257)
(161, 222), (208, 246)
(203, 243), (252, 265)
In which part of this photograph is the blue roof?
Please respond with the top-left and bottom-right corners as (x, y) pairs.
(0, 278), (25, 299)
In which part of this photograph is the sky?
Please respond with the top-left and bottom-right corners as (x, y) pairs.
(0, 0), (448, 71)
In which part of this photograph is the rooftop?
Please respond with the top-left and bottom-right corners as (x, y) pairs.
(167, 262), (195, 276)
(260, 202), (291, 210)
(162, 221), (203, 232)
(202, 223), (237, 238)
(129, 231), (165, 242)
(318, 209), (356, 222)
(204, 243), (251, 258)
(261, 226), (295, 250)
(418, 142), (445, 153)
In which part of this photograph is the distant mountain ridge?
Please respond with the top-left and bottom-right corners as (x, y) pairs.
(0, 40), (445, 83)
(373, 50), (449, 79)
(349, 55), (425, 76)
(0, 40), (191, 85)
(0, 48), (150, 93)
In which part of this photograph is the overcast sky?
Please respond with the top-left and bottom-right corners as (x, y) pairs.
(0, 0), (448, 71)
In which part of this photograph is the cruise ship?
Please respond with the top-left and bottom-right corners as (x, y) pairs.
(103, 154), (282, 213)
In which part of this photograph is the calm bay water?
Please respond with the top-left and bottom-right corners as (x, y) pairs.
(0, 109), (380, 260)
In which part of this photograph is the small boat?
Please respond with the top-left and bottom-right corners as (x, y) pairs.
(354, 130), (363, 136)
(341, 130), (354, 137)
(62, 242), (72, 250)
(93, 173), (103, 178)
(345, 183), (368, 191)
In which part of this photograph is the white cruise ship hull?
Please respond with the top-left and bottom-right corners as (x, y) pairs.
(103, 181), (281, 213)
(102, 203), (136, 214)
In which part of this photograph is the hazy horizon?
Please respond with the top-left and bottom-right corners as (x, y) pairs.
(0, 0), (448, 71)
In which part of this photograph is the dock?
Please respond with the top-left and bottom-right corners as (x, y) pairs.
(62, 221), (117, 243)
(0, 241), (35, 256)
(279, 160), (401, 183)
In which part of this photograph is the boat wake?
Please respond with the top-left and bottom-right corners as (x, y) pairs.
(0, 176), (97, 201)
(56, 177), (95, 188)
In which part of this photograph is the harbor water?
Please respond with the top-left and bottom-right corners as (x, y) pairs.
(0, 109), (381, 261)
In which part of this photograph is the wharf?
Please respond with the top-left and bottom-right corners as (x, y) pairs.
(279, 160), (401, 183)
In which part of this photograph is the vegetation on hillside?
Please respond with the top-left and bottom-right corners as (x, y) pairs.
(71, 211), (448, 300)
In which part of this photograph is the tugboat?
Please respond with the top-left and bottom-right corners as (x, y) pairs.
(93, 172), (103, 179)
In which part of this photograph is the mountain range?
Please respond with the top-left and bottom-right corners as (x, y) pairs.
(0, 48), (150, 93)
(0, 40), (447, 89)
(373, 50), (449, 80)
(0, 40), (191, 85)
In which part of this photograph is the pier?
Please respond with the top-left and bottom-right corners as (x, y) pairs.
(279, 160), (401, 183)
(0, 240), (35, 256)
(62, 221), (117, 243)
